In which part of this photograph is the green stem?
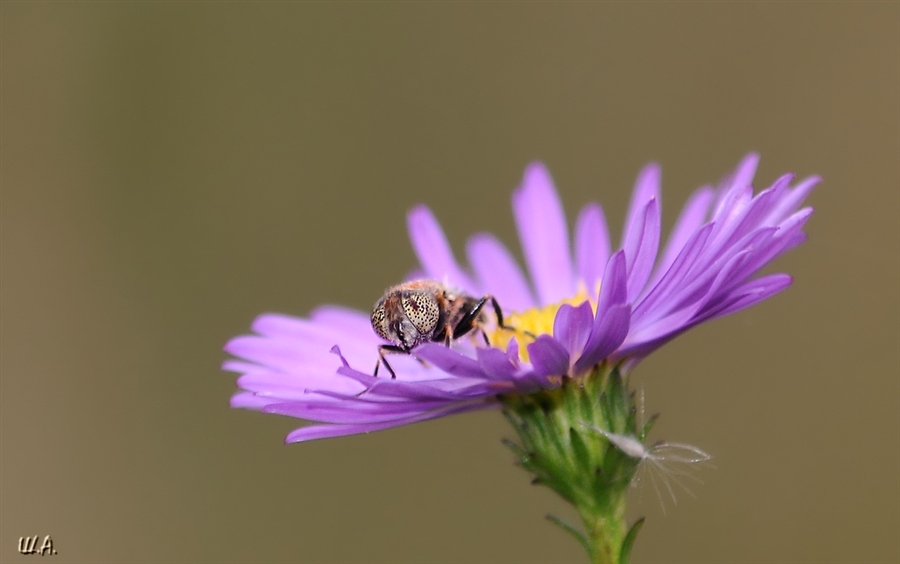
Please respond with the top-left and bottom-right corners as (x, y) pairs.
(500, 364), (646, 564)
(581, 503), (627, 564)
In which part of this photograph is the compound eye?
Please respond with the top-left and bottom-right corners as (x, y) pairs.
(402, 292), (439, 334)
(370, 302), (390, 341)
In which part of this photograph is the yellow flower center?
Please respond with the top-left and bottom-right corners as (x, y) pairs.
(488, 289), (593, 363)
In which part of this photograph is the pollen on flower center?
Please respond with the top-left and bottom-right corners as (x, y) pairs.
(488, 289), (593, 363)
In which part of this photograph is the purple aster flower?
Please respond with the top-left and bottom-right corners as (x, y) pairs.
(224, 153), (816, 443)
(224, 153), (816, 563)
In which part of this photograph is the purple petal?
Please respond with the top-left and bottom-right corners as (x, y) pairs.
(623, 274), (793, 362)
(553, 301), (594, 360)
(334, 355), (490, 397)
(311, 306), (374, 335)
(665, 243), (759, 320)
(414, 343), (489, 380)
(466, 233), (535, 312)
(263, 398), (451, 424)
(712, 176), (791, 255)
(284, 401), (493, 443)
(623, 247), (758, 348)
(648, 186), (714, 290)
(720, 221), (809, 293)
(575, 252), (631, 372)
(359, 376), (486, 402)
(622, 198), (661, 300)
(632, 223), (715, 328)
(527, 335), (570, 376)
(236, 369), (363, 398)
(656, 225), (774, 320)
(778, 230), (808, 255)
(704, 207), (810, 300)
(222, 359), (264, 374)
(574, 203), (611, 294)
(250, 313), (311, 338)
(225, 330), (380, 383)
(474, 347), (520, 381)
(513, 371), (561, 394)
(701, 186), (754, 268)
(711, 153), (759, 218)
(777, 207), (814, 234)
(513, 163), (575, 305)
(225, 335), (328, 373)
(621, 163), (660, 245)
(404, 268), (427, 281)
(730, 153), (760, 194)
(250, 314), (368, 350)
(596, 251), (629, 316)
(230, 392), (282, 410)
(622, 308), (696, 354)
(574, 304), (630, 373)
(763, 175), (820, 225)
(710, 182), (753, 235)
(244, 312), (377, 364)
(698, 274), (793, 321)
(506, 339), (521, 364)
(407, 205), (477, 292)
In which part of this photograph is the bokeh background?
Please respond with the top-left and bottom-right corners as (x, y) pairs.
(3, 3), (897, 563)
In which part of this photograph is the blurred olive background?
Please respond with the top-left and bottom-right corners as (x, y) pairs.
(2, 3), (897, 563)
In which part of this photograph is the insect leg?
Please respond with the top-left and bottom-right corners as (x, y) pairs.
(431, 323), (452, 347)
(452, 294), (538, 346)
(452, 296), (489, 340)
(488, 295), (537, 340)
(375, 344), (407, 379)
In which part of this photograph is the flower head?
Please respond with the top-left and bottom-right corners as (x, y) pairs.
(224, 154), (817, 443)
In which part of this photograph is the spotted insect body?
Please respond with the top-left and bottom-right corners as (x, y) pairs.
(370, 279), (508, 378)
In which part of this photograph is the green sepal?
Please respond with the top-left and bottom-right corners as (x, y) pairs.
(569, 426), (592, 472)
(619, 517), (645, 564)
(546, 513), (592, 556)
(640, 413), (659, 441)
(499, 363), (645, 564)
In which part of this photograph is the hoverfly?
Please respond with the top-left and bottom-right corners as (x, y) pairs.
(370, 280), (511, 378)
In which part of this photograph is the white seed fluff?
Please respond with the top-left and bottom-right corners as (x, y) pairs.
(584, 425), (713, 513)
